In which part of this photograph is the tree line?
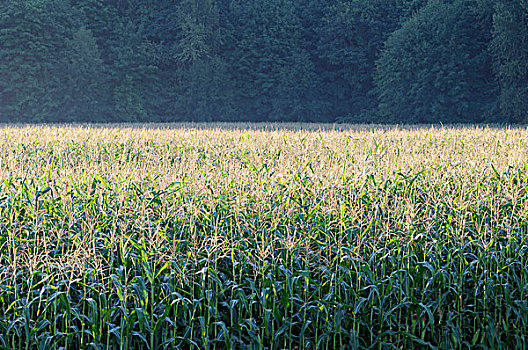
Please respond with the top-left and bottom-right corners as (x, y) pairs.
(0, 0), (527, 123)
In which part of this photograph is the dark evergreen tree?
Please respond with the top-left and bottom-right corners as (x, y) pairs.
(176, 57), (235, 121)
(228, 0), (319, 121)
(110, 20), (160, 122)
(316, 0), (413, 122)
(70, 0), (122, 65)
(0, 0), (83, 122)
(173, 0), (235, 121)
(491, 0), (528, 123)
(55, 27), (110, 122)
(375, 0), (498, 123)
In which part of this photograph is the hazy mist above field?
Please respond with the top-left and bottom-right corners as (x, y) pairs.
(0, 0), (527, 124)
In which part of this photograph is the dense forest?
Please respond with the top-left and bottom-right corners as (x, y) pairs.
(0, 0), (527, 123)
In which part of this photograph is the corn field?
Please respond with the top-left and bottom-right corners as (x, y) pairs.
(0, 124), (527, 349)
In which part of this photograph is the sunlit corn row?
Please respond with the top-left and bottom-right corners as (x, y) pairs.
(0, 124), (527, 349)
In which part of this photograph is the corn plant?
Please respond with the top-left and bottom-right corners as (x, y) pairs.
(0, 124), (527, 349)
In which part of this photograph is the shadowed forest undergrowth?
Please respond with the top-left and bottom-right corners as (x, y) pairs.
(0, 124), (527, 349)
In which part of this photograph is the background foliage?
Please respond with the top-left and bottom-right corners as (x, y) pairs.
(0, 0), (527, 123)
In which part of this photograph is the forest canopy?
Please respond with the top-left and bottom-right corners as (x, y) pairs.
(0, 0), (527, 123)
